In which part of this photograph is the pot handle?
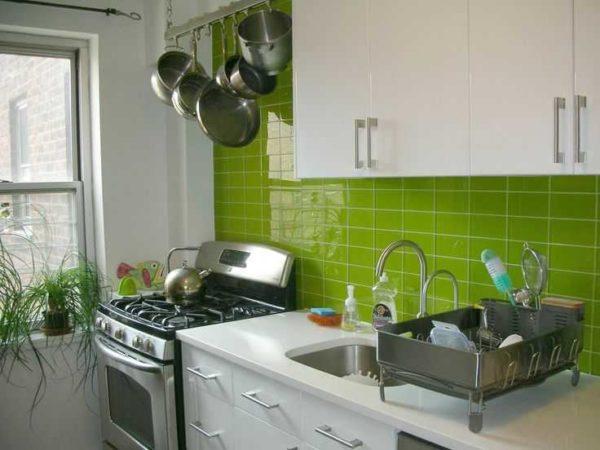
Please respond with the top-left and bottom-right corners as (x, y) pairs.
(167, 246), (202, 272)
(243, 41), (275, 51)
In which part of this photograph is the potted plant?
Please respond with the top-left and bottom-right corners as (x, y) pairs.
(29, 266), (76, 336)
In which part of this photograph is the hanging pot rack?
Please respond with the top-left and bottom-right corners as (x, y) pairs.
(164, 0), (268, 41)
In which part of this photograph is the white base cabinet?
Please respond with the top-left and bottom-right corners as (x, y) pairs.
(181, 343), (400, 450)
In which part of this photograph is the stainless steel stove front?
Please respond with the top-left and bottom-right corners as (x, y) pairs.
(96, 335), (177, 450)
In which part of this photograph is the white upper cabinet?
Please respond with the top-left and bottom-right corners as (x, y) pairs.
(294, 0), (370, 178)
(574, 0), (600, 174)
(369, 0), (470, 176)
(294, 0), (599, 177)
(469, 0), (574, 175)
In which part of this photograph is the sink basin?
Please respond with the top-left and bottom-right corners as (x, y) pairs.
(289, 344), (379, 378)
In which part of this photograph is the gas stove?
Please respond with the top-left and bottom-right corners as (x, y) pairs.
(95, 241), (295, 450)
(95, 241), (296, 362)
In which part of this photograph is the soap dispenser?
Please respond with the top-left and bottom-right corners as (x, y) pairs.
(341, 284), (358, 331)
(372, 272), (397, 330)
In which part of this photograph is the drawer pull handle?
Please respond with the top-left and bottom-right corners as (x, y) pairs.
(189, 421), (220, 438)
(186, 366), (219, 381)
(241, 391), (279, 409)
(315, 425), (363, 448)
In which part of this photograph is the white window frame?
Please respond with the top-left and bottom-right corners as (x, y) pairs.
(0, 32), (94, 262)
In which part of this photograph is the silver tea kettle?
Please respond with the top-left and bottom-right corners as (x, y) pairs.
(164, 247), (211, 304)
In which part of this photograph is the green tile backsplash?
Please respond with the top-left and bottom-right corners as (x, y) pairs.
(212, 1), (599, 375)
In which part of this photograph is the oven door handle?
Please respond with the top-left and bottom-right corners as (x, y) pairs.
(95, 336), (162, 373)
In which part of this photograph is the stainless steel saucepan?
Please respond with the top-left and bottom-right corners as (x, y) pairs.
(229, 14), (276, 99)
(237, 7), (292, 75)
(172, 29), (211, 119)
(196, 21), (260, 148)
(151, 37), (193, 106)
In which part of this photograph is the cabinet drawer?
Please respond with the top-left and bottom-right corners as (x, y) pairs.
(302, 394), (396, 450)
(182, 343), (233, 403)
(234, 407), (302, 450)
(185, 380), (235, 450)
(233, 365), (302, 437)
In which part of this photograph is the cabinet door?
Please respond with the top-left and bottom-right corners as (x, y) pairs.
(470, 0), (574, 175)
(301, 394), (396, 450)
(574, 0), (600, 173)
(234, 408), (302, 450)
(294, 0), (370, 178)
(369, 0), (470, 176)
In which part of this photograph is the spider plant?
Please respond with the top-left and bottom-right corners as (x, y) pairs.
(0, 240), (48, 412)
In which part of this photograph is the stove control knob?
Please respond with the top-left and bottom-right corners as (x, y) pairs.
(101, 321), (111, 333)
(95, 317), (103, 329)
(132, 335), (143, 349)
(114, 328), (125, 340)
(144, 339), (154, 353)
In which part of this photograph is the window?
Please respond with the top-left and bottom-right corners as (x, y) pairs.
(0, 37), (89, 283)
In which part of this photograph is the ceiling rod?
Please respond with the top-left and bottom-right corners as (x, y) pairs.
(0, 0), (141, 20)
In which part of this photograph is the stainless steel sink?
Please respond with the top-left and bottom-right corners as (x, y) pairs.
(289, 344), (379, 378)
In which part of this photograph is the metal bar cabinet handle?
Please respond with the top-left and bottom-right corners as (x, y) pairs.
(366, 117), (377, 169)
(241, 391), (279, 409)
(186, 366), (219, 380)
(553, 97), (565, 163)
(574, 94), (587, 163)
(189, 421), (220, 438)
(315, 425), (363, 448)
(354, 119), (365, 169)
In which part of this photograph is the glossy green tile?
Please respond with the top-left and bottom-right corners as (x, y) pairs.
(436, 191), (468, 213)
(550, 193), (596, 219)
(471, 191), (507, 215)
(549, 219), (596, 246)
(404, 177), (434, 190)
(470, 176), (507, 191)
(551, 175), (596, 193)
(508, 217), (548, 243)
(550, 245), (596, 273)
(470, 214), (506, 239)
(374, 210), (402, 231)
(374, 178), (403, 190)
(404, 190), (434, 211)
(436, 177), (469, 191)
(348, 265), (375, 287)
(348, 227), (373, 248)
(404, 211), (434, 233)
(375, 190), (403, 210)
(508, 176), (549, 192)
(348, 209), (373, 228)
(436, 235), (468, 259)
(348, 189), (373, 208)
(436, 213), (469, 236)
(508, 192), (549, 217)
(547, 270), (594, 299)
(348, 246), (374, 267)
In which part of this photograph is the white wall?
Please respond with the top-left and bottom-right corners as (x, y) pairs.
(0, 1), (215, 448)
(0, 337), (102, 450)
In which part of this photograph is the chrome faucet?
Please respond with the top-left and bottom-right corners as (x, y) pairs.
(422, 269), (460, 315)
(375, 240), (428, 318)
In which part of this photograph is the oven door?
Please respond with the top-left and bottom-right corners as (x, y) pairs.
(95, 335), (177, 450)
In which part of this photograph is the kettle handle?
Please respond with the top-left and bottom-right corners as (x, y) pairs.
(167, 246), (202, 272)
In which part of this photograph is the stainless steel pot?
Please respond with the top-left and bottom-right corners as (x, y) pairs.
(164, 247), (211, 304)
(151, 41), (193, 106)
(172, 30), (210, 119)
(237, 9), (292, 75)
(196, 80), (260, 147)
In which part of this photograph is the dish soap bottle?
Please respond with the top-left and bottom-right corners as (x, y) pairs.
(372, 272), (397, 330)
(341, 284), (358, 331)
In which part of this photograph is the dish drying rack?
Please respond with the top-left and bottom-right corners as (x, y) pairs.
(377, 299), (583, 432)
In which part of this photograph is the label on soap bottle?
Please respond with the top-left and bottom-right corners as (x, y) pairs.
(373, 303), (392, 330)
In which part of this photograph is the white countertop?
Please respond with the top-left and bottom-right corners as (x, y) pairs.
(177, 312), (600, 450)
